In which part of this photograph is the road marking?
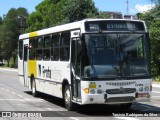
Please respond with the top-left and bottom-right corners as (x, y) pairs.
(1, 88), (5, 90)
(46, 108), (53, 111)
(6, 90), (10, 92)
(0, 98), (43, 102)
(0, 68), (18, 72)
(152, 91), (160, 94)
(70, 117), (79, 120)
(24, 98), (43, 101)
(115, 117), (139, 120)
(0, 99), (24, 101)
(17, 94), (23, 98)
(11, 92), (16, 95)
(152, 84), (160, 88)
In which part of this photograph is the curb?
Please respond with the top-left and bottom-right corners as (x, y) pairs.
(0, 68), (18, 72)
(152, 84), (160, 88)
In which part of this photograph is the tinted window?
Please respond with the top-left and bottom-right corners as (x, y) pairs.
(18, 40), (23, 60)
(37, 37), (43, 48)
(51, 34), (60, 61)
(60, 32), (70, 61)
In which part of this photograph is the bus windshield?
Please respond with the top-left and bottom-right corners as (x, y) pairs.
(82, 33), (150, 78)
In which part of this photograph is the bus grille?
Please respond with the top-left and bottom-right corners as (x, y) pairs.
(106, 88), (136, 94)
(105, 96), (135, 103)
(106, 81), (136, 86)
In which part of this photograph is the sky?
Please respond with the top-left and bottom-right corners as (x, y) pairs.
(0, 0), (155, 18)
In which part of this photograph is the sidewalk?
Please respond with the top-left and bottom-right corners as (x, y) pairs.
(152, 84), (160, 88)
(0, 67), (18, 72)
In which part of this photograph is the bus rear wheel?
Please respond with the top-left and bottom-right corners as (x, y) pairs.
(64, 85), (74, 111)
(31, 78), (38, 97)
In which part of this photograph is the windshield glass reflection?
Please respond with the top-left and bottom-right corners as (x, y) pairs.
(83, 34), (149, 78)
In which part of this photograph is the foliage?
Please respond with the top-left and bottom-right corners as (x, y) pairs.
(150, 0), (160, 4)
(60, 0), (98, 22)
(140, 6), (160, 77)
(0, 7), (29, 67)
(26, 0), (109, 32)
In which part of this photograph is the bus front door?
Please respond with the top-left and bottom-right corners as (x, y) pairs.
(23, 45), (29, 87)
(71, 38), (81, 101)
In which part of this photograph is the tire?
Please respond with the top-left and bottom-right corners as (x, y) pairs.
(64, 85), (74, 111)
(31, 78), (38, 97)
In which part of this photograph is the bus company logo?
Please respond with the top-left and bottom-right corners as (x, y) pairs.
(120, 87), (124, 92)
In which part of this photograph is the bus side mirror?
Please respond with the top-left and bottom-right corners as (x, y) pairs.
(27, 45), (32, 49)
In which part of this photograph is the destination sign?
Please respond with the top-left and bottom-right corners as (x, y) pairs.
(85, 20), (145, 31)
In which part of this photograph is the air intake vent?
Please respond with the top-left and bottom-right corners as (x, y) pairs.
(106, 81), (136, 86)
(106, 88), (136, 94)
(105, 96), (135, 103)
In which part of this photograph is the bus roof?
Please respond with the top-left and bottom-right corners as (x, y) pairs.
(19, 18), (146, 40)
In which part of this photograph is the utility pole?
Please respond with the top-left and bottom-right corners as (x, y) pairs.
(126, 0), (129, 15)
(17, 15), (27, 34)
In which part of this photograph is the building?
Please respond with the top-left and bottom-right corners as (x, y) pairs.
(103, 11), (123, 19)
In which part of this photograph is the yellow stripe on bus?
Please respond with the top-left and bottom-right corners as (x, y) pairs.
(29, 32), (38, 38)
(28, 60), (37, 78)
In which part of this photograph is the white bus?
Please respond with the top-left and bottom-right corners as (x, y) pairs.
(18, 19), (152, 110)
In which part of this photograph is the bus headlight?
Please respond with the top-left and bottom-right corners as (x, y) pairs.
(90, 89), (96, 94)
(84, 88), (89, 94)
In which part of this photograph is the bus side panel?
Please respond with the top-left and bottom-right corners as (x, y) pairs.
(36, 61), (71, 99)
(28, 60), (37, 78)
(18, 59), (24, 85)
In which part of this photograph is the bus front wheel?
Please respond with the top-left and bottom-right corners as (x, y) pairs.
(64, 85), (74, 111)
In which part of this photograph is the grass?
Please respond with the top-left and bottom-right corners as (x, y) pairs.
(0, 63), (8, 67)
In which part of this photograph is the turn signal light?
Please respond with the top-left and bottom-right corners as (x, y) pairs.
(84, 88), (89, 94)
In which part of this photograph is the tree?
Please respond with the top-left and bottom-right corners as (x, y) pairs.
(0, 17), (2, 25)
(150, 0), (160, 4)
(26, 0), (61, 31)
(0, 17), (3, 64)
(0, 8), (29, 67)
(140, 6), (160, 77)
(26, 0), (109, 32)
(60, 0), (98, 22)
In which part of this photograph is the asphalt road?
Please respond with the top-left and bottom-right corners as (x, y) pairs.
(0, 68), (160, 120)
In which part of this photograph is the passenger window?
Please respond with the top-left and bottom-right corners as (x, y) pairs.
(29, 50), (36, 60)
(44, 36), (51, 48)
(60, 32), (70, 61)
(37, 37), (43, 48)
(36, 50), (42, 60)
(29, 38), (37, 60)
(51, 34), (60, 61)
(43, 35), (51, 60)
(18, 40), (23, 60)
(43, 49), (50, 60)
(29, 38), (37, 49)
